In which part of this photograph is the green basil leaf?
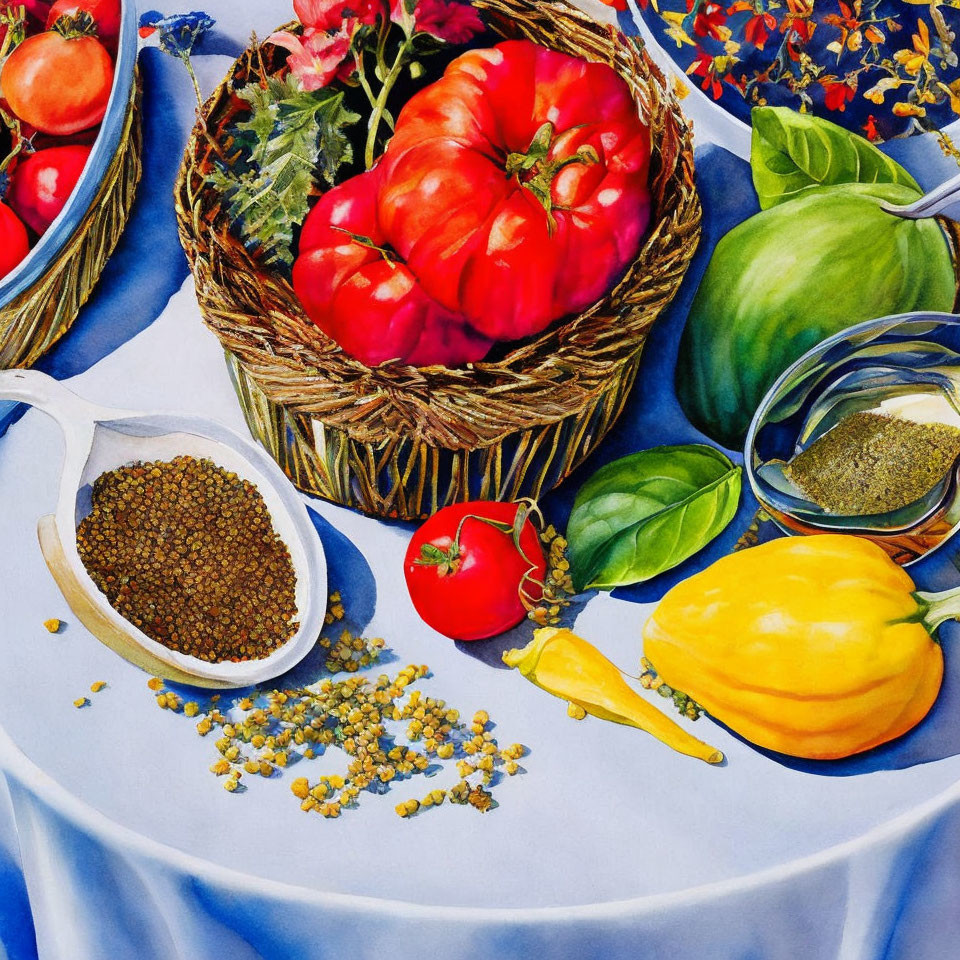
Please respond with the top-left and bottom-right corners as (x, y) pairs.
(567, 445), (742, 591)
(751, 106), (920, 210)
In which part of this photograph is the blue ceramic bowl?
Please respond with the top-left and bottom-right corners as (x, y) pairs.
(0, 0), (139, 307)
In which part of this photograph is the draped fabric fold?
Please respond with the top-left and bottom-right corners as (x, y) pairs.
(5, 747), (960, 960)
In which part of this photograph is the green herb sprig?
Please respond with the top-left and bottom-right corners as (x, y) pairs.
(209, 78), (359, 267)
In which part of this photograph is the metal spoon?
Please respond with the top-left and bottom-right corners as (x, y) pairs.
(0, 369), (327, 689)
(882, 171), (960, 221)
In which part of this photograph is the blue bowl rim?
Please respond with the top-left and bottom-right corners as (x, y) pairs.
(0, 0), (139, 307)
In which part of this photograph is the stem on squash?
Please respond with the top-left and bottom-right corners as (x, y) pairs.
(915, 586), (960, 633)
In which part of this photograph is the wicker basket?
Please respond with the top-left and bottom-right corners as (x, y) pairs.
(0, 74), (143, 370)
(176, 0), (702, 520)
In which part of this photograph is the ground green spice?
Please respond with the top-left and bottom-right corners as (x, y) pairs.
(787, 411), (960, 515)
(76, 456), (298, 662)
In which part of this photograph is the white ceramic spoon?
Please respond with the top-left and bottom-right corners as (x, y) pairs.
(0, 369), (327, 689)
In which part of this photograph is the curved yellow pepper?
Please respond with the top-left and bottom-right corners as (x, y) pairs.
(642, 534), (957, 760)
(504, 627), (724, 764)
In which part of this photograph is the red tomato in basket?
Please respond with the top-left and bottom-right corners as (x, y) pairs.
(404, 501), (547, 641)
(1, 26), (113, 135)
(47, 0), (121, 51)
(293, 170), (492, 368)
(376, 39), (652, 342)
(12, 1), (54, 26)
(8, 144), (91, 235)
(0, 202), (30, 279)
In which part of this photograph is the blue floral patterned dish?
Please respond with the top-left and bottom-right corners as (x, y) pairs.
(635, 0), (960, 146)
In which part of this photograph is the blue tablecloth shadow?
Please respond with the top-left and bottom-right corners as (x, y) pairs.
(454, 590), (597, 670)
(0, 855), (38, 960)
(250, 504), (382, 690)
(305, 506), (378, 637)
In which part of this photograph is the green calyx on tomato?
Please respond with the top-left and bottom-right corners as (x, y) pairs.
(504, 121), (600, 234)
(51, 10), (99, 39)
(414, 500), (543, 600)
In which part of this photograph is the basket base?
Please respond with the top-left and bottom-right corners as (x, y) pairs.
(226, 348), (645, 520)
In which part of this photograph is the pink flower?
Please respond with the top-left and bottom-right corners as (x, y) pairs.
(392, 0), (484, 43)
(294, 0), (383, 30)
(268, 26), (354, 91)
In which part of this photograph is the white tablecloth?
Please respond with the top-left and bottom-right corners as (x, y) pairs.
(3, 2), (960, 958)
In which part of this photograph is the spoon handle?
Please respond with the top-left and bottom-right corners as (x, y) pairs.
(882, 172), (960, 221)
(0, 369), (126, 431)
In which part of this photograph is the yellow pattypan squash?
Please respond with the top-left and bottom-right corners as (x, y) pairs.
(642, 534), (956, 759)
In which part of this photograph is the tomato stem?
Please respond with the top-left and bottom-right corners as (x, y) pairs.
(504, 122), (599, 234)
(364, 35), (411, 169)
(415, 540), (461, 577)
(0, 5), (26, 61)
(51, 11), (99, 40)
(0, 106), (28, 185)
(330, 225), (398, 268)
(415, 499), (549, 612)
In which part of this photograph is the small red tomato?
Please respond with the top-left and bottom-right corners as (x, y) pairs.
(8, 144), (91, 235)
(2, 21), (114, 135)
(404, 501), (547, 641)
(47, 0), (121, 50)
(0, 202), (30, 279)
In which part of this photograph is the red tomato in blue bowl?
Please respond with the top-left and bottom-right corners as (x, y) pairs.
(47, 0), (121, 50)
(8, 144), (92, 235)
(0, 203), (30, 278)
(1, 19), (114, 135)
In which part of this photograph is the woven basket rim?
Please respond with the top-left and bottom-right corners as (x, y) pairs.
(175, 0), (702, 447)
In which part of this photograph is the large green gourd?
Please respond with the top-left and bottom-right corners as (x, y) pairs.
(675, 181), (956, 450)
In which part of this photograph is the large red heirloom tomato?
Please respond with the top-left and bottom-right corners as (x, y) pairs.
(293, 170), (491, 367)
(377, 39), (652, 341)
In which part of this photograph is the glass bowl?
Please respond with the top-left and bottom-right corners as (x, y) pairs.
(745, 312), (960, 565)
